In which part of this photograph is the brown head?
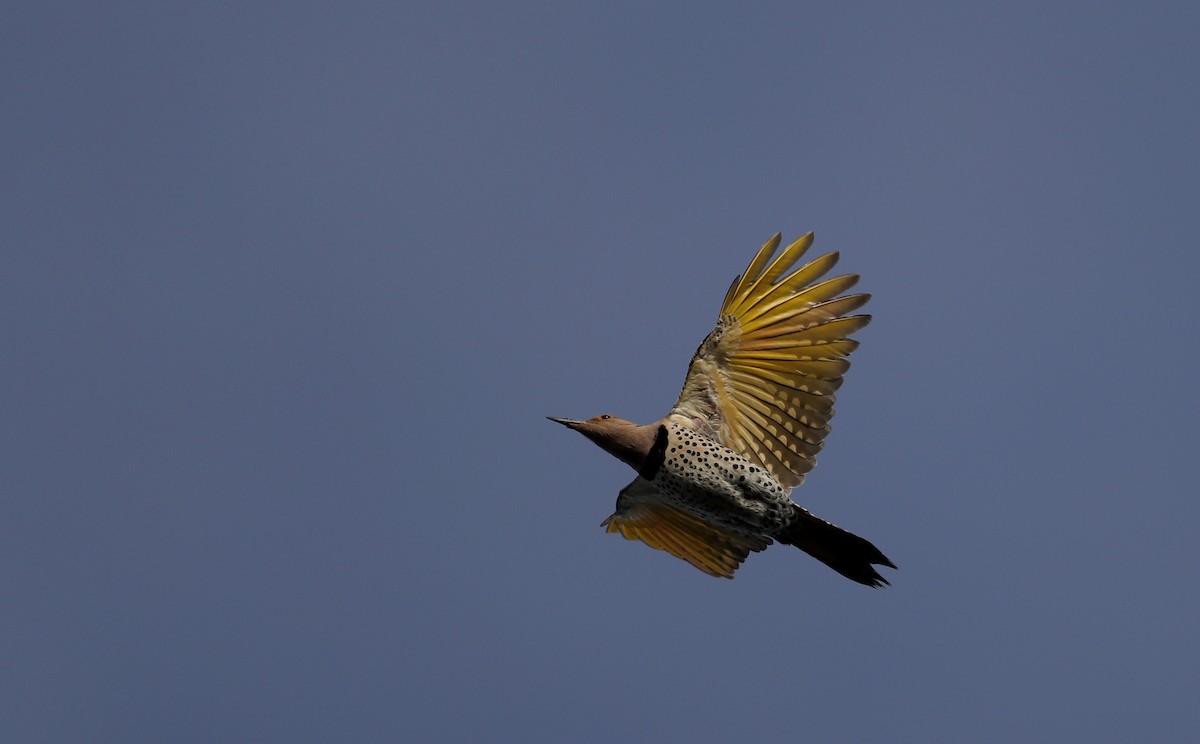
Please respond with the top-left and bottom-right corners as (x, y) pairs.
(547, 415), (660, 472)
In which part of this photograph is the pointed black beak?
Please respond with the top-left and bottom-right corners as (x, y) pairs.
(547, 416), (584, 429)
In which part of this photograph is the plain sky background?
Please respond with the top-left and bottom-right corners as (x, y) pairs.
(4, 2), (1199, 742)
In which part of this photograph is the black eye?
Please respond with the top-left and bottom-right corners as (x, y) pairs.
(600, 415), (612, 420)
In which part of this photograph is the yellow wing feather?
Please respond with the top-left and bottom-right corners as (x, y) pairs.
(603, 478), (772, 578)
(670, 232), (870, 489)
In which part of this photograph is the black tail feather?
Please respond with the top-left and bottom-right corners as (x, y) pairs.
(776, 509), (896, 588)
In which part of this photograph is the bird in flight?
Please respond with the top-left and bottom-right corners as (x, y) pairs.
(550, 232), (895, 586)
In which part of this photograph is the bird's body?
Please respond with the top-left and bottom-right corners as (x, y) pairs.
(636, 420), (793, 535)
(550, 232), (895, 586)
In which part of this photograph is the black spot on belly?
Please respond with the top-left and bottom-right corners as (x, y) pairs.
(639, 425), (669, 480)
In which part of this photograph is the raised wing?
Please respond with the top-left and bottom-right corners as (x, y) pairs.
(670, 233), (870, 489)
(602, 478), (771, 579)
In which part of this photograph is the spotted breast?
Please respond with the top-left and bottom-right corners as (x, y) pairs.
(639, 421), (795, 535)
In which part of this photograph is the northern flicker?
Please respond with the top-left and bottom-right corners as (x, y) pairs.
(550, 232), (895, 586)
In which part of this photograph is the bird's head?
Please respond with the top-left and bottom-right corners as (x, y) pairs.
(547, 415), (657, 472)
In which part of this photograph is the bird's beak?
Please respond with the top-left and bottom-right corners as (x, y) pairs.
(547, 416), (584, 429)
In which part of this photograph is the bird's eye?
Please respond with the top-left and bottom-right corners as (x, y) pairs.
(600, 415), (612, 420)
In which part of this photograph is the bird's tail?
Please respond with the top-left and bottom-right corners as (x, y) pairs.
(776, 509), (896, 587)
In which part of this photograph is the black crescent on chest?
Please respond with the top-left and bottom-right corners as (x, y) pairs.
(637, 425), (669, 480)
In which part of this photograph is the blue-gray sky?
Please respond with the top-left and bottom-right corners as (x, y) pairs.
(4, 3), (1199, 742)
